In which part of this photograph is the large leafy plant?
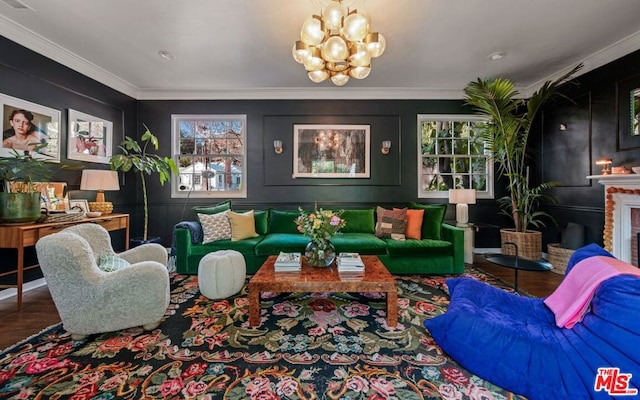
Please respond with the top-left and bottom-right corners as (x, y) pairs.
(110, 126), (178, 241)
(463, 64), (582, 232)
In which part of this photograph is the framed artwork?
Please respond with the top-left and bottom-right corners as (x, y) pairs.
(0, 93), (61, 161)
(69, 199), (90, 213)
(292, 124), (370, 178)
(67, 109), (113, 163)
(617, 75), (640, 150)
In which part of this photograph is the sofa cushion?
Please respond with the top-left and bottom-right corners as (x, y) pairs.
(331, 233), (388, 255)
(255, 233), (309, 255)
(375, 206), (407, 240)
(193, 200), (231, 223)
(405, 209), (424, 240)
(191, 236), (264, 256)
(198, 212), (232, 243)
(268, 210), (300, 234)
(227, 210), (259, 241)
(383, 238), (452, 257)
(340, 208), (375, 234)
(409, 202), (447, 239)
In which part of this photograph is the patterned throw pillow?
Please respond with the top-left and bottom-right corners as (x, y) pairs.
(375, 206), (407, 240)
(97, 254), (131, 272)
(198, 212), (232, 244)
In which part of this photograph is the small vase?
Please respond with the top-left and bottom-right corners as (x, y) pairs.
(305, 239), (336, 267)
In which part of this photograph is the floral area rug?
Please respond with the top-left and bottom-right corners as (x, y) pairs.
(0, 266), (526, 399)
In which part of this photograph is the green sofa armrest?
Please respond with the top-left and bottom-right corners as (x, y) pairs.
(440, 223), (465, 271)
(175, 228), (193, 273)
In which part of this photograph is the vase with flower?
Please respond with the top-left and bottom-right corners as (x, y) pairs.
(295, 207), (346, 267)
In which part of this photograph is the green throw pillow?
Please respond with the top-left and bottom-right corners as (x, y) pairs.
(268, 210), (301, 234)
(340, 209), (375, 234)
(97, 254), (130, 272)
(192, 200), (231, 223)
(409, 202), (447, 240)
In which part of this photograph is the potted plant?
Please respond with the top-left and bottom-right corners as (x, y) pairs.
(0, 145), (61, 223)
(109, 125), (178, 244)
(463, 64), (582, 260)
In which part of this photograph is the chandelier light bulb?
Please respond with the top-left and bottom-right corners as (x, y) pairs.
(341, 11), (369, 42)
(300, 15), (325, 46)
(366, 32), (386, 58)
(322, 36), (349, 63)
(293, 2), (385, 86)
(322, 2), (346, 31)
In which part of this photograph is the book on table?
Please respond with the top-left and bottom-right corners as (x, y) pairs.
(275, 252), (302, 271)
(337, 252), (365, 271)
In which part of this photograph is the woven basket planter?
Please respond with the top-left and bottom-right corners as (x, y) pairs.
(547, 243), (575, 275)
(500, 229), (542, 260)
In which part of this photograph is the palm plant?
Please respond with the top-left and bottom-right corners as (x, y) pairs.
(463, 64), (582, 233)
(110, 125), (178, 241)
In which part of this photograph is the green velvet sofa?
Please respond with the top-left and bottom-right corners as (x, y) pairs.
(174, 204), (465, 275)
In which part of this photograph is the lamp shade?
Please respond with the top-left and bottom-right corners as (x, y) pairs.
(448, 189), (476, 205)
(80, 170), (120, 191)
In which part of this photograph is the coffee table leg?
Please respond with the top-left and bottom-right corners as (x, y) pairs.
(387, 288), (398, 327)
(249, 286), (260, 327)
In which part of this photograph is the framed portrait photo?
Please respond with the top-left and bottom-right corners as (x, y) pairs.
(67, 109), (113, 163)
(0, 93), (61, 161)
(292, 124), (370, 178)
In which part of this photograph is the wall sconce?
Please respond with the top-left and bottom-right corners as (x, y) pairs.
(273, 140), (283, 154)
(381, 140), (391, 154)
(595, 157), (613, 175)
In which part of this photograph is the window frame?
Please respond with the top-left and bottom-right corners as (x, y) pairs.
(417, 114), (494, 199)
(171, 114), (247, 199)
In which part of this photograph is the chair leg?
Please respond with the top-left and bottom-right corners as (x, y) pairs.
(142, 322), (161, 331)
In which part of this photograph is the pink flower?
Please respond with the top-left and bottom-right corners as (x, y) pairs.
(160, 377), (184, 397)
(330, 216), (341, 226)
(439, 383), (462, 400)
(467, 382), (495, 400)
(24, 357), (70, 374)
(276, 376), (299, 397)
(341, 302), (370, 317)
(441, 367), (469, 386)
(370, 377), (396, 398)
(273, 301), (301, 317)
(245, 377), (271, 397)
(182, 380), (209, 398)
(346, 375), (369, 392)
(415, 301), (436, 315)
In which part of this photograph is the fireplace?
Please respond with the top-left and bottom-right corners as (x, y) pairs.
(589, 174), (640, 265)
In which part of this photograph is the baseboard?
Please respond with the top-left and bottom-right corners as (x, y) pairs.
(0, 278), (47, 301)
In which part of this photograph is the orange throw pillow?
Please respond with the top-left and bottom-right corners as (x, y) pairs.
(405, 209), (424, 240)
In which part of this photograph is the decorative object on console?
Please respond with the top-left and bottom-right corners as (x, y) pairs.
(464, 63), (582, 260)
(80, 169), (119, 214)
(295, 207), (346, 267)
(611, 165), (631, 174)
(595, 157), (613, 175)
(448, 188), (476, 226)
(291, 0), (386, 86)
(381, 140), (391, 154)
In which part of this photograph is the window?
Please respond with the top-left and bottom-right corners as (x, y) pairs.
(171, 115), (247, 198)
(417, 114), (493, 199)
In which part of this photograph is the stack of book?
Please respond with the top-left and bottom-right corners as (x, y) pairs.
(337, 253), (365, 279)
(274, 252), (301, 272)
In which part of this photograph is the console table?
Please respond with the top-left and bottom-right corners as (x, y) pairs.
(0, 213), (129, 309)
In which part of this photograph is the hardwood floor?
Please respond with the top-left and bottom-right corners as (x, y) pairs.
(0, 255), (564, 352)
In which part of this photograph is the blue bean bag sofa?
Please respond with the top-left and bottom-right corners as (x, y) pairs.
(423, 244), (640, 400)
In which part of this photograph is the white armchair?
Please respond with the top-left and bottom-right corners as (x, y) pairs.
(35, 223), (170, 340)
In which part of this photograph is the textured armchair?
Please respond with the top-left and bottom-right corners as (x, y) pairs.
(35, 223), (170, 340)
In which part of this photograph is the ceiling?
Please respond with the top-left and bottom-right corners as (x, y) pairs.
(2, 0), (640, 100)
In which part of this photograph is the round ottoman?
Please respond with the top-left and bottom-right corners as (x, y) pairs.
(198, 250), (246, 299)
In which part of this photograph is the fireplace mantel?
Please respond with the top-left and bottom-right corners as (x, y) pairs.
(588, 174), (640, 264)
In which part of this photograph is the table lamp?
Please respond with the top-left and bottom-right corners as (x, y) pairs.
(80, 169), (120, 214)
(449, 188), (476, 226)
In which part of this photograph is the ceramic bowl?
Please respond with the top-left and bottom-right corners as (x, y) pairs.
(86, 211), (102, 218)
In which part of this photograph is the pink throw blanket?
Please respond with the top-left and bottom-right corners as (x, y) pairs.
(544, 256), (640, 328)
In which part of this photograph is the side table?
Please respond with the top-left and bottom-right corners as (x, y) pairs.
(484, 242), (553, 293)
(0, 213), (130, 309)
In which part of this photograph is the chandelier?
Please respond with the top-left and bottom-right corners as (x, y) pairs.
(292, 0), (386, 86)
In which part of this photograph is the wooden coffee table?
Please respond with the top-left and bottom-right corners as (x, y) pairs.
(248, 255), (397, 327)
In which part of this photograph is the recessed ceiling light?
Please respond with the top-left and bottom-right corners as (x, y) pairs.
(489, 52), (505, 61)
(158, 50), (174, 61)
